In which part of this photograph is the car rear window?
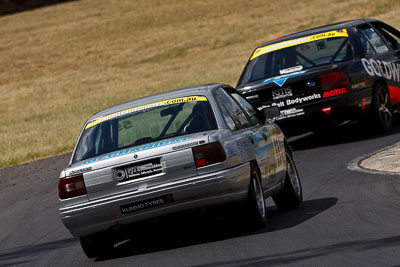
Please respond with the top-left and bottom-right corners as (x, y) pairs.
(238, 29), (353, 85)
(73, 96), (217, 163)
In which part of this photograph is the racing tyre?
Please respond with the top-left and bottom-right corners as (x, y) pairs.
(371, 82), (393, 132)
(272, 149), (303, 210)
(245, 164), (267, 228)
(80, 235), (113, 259)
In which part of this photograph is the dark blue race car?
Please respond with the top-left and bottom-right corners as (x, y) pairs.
(236, 19), (400, 135)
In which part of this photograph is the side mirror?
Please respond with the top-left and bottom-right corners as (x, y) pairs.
(263, 106), (280, 121)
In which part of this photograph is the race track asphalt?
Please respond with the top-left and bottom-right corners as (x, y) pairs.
(1, 122), (399, 267)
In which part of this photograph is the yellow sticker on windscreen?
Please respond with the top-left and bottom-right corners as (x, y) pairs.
(250, 29), (348, 61)
(85, 96), (207, 129)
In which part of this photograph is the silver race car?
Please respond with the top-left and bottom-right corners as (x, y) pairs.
(58, 83), (303, 258)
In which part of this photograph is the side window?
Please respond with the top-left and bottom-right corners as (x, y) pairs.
(215, 88), (251, 130)
(95, 121), (116, 155)
(358, 32), (376, 57)
(373, 22), (400, 50)
(231, 93), (262, 126)
(250, 54), (268, 82)
(215, 95), (238, 131)
(358, 25), (389, 54)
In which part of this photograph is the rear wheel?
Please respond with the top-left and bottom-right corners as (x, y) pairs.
(272, 149), (303, 210)
(80, 235), (113, 259)
(371, 82), (393, 132)
(245, 164), (267, 228)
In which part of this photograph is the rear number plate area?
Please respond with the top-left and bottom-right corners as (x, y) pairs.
(120, 194), (174, 214)
(118, 158), (162, 182)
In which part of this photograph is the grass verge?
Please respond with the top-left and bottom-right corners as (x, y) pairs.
(1, 0), (399, 168)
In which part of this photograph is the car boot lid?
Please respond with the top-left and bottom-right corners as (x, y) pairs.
(65, 131), (215, 176)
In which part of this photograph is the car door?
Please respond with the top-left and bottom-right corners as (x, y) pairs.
(214, 88), (282, 190)
(371, 21), (400, 106)
(355, 23), (400, 105)
(230, 91), (286, 187)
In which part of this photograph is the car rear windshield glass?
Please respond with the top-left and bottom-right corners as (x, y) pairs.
(239, 32), (353, 85)
(73, 96), (217, 163)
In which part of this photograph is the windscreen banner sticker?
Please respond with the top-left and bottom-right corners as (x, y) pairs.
(361, 58), (400, 82)
(250, 29), (348, 61)
(85, 96), (207, 129)
(82, 137), (189, 165)
(261, 70), (309, 87)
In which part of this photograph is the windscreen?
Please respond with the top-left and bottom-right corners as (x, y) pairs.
(73, 96), (217, 163)
(238, 29), (353, 86)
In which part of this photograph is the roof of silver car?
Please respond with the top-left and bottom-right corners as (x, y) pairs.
(87, 83), (226, 122)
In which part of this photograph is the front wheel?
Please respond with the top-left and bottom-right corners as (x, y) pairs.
(245, 164), (267, 228)
(371, 82), (393, 132)
(272, 149), (303, 210)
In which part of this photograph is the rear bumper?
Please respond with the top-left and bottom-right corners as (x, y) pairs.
(60, 163), (250, 238)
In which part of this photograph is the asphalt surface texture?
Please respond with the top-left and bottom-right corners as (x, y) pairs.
(1, 122), (400, 267)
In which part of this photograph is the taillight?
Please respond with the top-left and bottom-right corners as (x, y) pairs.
(58, 174), (87, 200)
(192, 142), (226, 168)
(319, 72), (350, 91)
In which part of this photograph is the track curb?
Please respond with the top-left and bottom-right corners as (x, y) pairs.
(348, 141), (400, 176)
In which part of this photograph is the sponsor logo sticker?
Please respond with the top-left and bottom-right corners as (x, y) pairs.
(279, 65), (303, 75)
(115, 158), (163, 182)
(261, 70), (309, 87)
(261, 93), (322, 110)
(120, 194), (174, 214)
(361, 58), (400, 83)
(279, 108), (305, 119)
(69, 167), (92, 176)
(172, 141), (200, 151)
(272, 87), (293, 100)
(285, 93), (322, 105)
(323, 88), (348, 98)
(351, 82), (366, 90)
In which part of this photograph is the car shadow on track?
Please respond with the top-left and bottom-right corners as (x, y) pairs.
(194, 235), (400, 267)
(94, 197), (338, 261)
(0, 238), (77, 267)
(288, 119), (400, 151)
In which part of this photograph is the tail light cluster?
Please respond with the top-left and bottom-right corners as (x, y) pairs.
(319, 72), (350, 98)
(192, 142), (226, 168)
(319, 71), (350, 90)
(58, 174), (87, 200)
(318, 71), (351, 115)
